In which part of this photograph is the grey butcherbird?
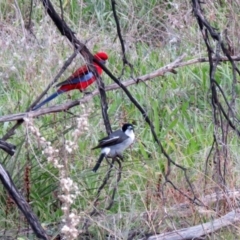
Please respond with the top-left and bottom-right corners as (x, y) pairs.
(92, 123), (135, 172)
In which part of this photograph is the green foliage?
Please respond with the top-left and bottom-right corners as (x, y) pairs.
(1, 0), (240, 239)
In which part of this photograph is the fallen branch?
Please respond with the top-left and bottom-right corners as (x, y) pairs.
(80, 189), (240, 238)
(140, 209), (240, 240)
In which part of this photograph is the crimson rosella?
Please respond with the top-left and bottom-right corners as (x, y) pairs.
(32, 51), (108, 110)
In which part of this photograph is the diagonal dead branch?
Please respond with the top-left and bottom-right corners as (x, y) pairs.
(0, 164), (48, 240)
(2, 47), (80, 141)
(3, 0), (112, 141)
(97, 59), (203, 204)
(31, 47), (81, 109)
(40, 0), (112, 135)
(0, 140), (16, 156)
(0, 54), (186, 123)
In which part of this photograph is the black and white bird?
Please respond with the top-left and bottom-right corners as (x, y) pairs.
(92, 123), (135, 172)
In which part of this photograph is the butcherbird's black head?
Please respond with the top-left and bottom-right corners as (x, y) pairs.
(122, 123), (134, 132)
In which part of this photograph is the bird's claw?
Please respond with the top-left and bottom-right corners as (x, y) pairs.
(117, 155), (124, 161)
(82, 91), (92, 95)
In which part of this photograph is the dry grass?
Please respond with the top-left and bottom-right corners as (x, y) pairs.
(1, 0), (240, 239)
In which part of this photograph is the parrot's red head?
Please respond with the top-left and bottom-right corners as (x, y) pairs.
(94, 52), (108, 64)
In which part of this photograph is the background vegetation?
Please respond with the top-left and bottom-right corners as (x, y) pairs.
(1, 0), (240, 239)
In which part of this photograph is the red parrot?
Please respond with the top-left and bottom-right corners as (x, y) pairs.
(33, 51), (108, 110)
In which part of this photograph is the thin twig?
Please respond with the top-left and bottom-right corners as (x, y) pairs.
(111, 0), (133, 77)
(105, 159), (122, 210)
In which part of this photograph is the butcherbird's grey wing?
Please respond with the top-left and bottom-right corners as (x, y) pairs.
(92, 130), (129, 149)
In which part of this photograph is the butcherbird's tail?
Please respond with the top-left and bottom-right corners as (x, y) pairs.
(92, 153), (106, 172)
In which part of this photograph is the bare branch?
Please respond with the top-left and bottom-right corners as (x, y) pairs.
(111, 0), (133, 77)
(0, 140), (16, 156)
(105, 159), (122, 210)
(139, 209), (240, 240)
(0, 54), (186, 123)
(2, 47), (80, 141)
(40, 0), (112, 135)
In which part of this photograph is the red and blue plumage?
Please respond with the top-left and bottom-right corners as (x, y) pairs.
(33, 51), (108, 110)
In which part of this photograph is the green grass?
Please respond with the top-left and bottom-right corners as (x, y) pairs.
(1, 0), (240, 239)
